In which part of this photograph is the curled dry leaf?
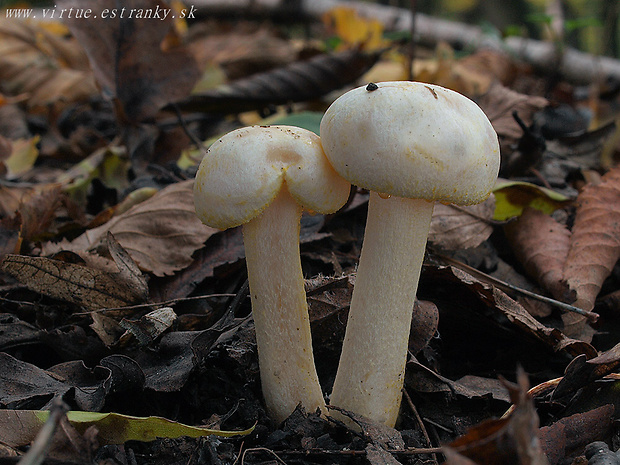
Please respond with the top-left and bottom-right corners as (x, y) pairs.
(428, 195), (495, 250)
(73, 180), (217, 277)
(504, 207), (570, 300)
(562, 165), (620, 336)
(2, 233), (147, 310)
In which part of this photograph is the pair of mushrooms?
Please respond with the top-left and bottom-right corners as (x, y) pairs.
(194, 81), (500, 426)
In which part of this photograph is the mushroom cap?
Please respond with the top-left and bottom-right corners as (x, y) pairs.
(320, 81), (500, 205)
(194, 125), (351, 229)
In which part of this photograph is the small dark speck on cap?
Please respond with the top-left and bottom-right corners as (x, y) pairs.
(366, 82), (379, 91)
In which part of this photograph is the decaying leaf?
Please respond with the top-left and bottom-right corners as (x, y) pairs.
(552, 343), (620, 400)
(2, 233), (147, 310)
(17, 183), (65, 243)
(477, 81), (548, 141)
(0, 353), (108, 411)
(188, 26), (297, 82)
(60, 0), (200, 122)
(70, 180), (216, 277)
(429, 195), (495, 250)
(448, 369), (549, 465)
(562, 165), (620, 316)
(504, 207), (571, 300)
(0, 18), (97, 109)
(322, 6), (388, 51)
(172, 48), (382, 114)
(0, 409), (254, 447)
(493, 180), (572, 221)
(2, 136), (40, 180)
(422, 265), (597, 358)
(119, 307), (177, 346)
(539, 405), (615, 465)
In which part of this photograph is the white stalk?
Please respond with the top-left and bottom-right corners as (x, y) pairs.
(330, 192), (434, 427)
(242, 188), (326, 424)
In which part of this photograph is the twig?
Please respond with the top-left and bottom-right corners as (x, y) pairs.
(402, 388), (439, 465)
(17, 400), (67, 465)
(241, 447), (287, 465)
(190, 0), (620, 85)
(434, 253), (600, 323)
(73, 293), (238, 315)
(273, 446), (445, 457)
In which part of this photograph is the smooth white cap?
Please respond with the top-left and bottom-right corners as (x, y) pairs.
(320, 81), (500, 205)
(194, 125), (351, 229)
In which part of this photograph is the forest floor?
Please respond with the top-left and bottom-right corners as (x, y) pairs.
(1, 1), (620, 464)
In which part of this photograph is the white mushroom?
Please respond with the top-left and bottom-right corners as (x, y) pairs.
(320, 81), (500, 427)
(194, 125), (350, 424)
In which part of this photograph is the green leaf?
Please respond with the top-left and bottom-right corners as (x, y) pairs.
(0, 410), (254, 447)
(262, 111), (324, 135)
(492, 180), (572, 221)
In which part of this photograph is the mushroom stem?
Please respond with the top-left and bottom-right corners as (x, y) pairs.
(330, 192), (434, 427)
(242, 188), (326, 424)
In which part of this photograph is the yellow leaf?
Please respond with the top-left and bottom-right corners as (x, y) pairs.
(322, 7), (387, 50)
(0, 410), (254, 447)
(3, 135), (39, 180)
(493, 180), (572, 221)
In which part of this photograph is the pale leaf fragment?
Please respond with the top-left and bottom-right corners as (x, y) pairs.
(562, 166), (620, 338)
(504, 207), (570, 301)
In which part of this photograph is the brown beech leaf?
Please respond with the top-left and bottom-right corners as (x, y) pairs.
(428, 196), (495, 250)
(504, 207), (570, 300)
(171, 48), (382, 114)
(562, 165), (620, 334)
(60, 0), (200, 122)
(1, 233), (147, 310)
(73, 180), (217, 277)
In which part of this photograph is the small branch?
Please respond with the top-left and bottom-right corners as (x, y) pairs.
(434, 253), (599, 323)
(402, 388), (440, 465)
(192, 0), (620, 85)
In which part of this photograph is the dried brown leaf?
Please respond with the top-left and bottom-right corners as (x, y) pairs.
(60, 0), (200, 122)
(504, 207), (570, 300)
(424, 265), (597, 358)
(429, 196), (495, 250)
(17, 184), (64, 242)
(188, 28), (297, 81)
(552, 343), (620, 400)
(0, 352), (109, 410)
(172, 48), (382, 114)
(539, 405), (615, 465)
(562, 165), (620, 335)
(73, 180), (216, 277)
(477, 82), (548, 141)
(1, 233), (147, 310)
(0, 19), (97, 108)
(448, 369), (549, 465)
